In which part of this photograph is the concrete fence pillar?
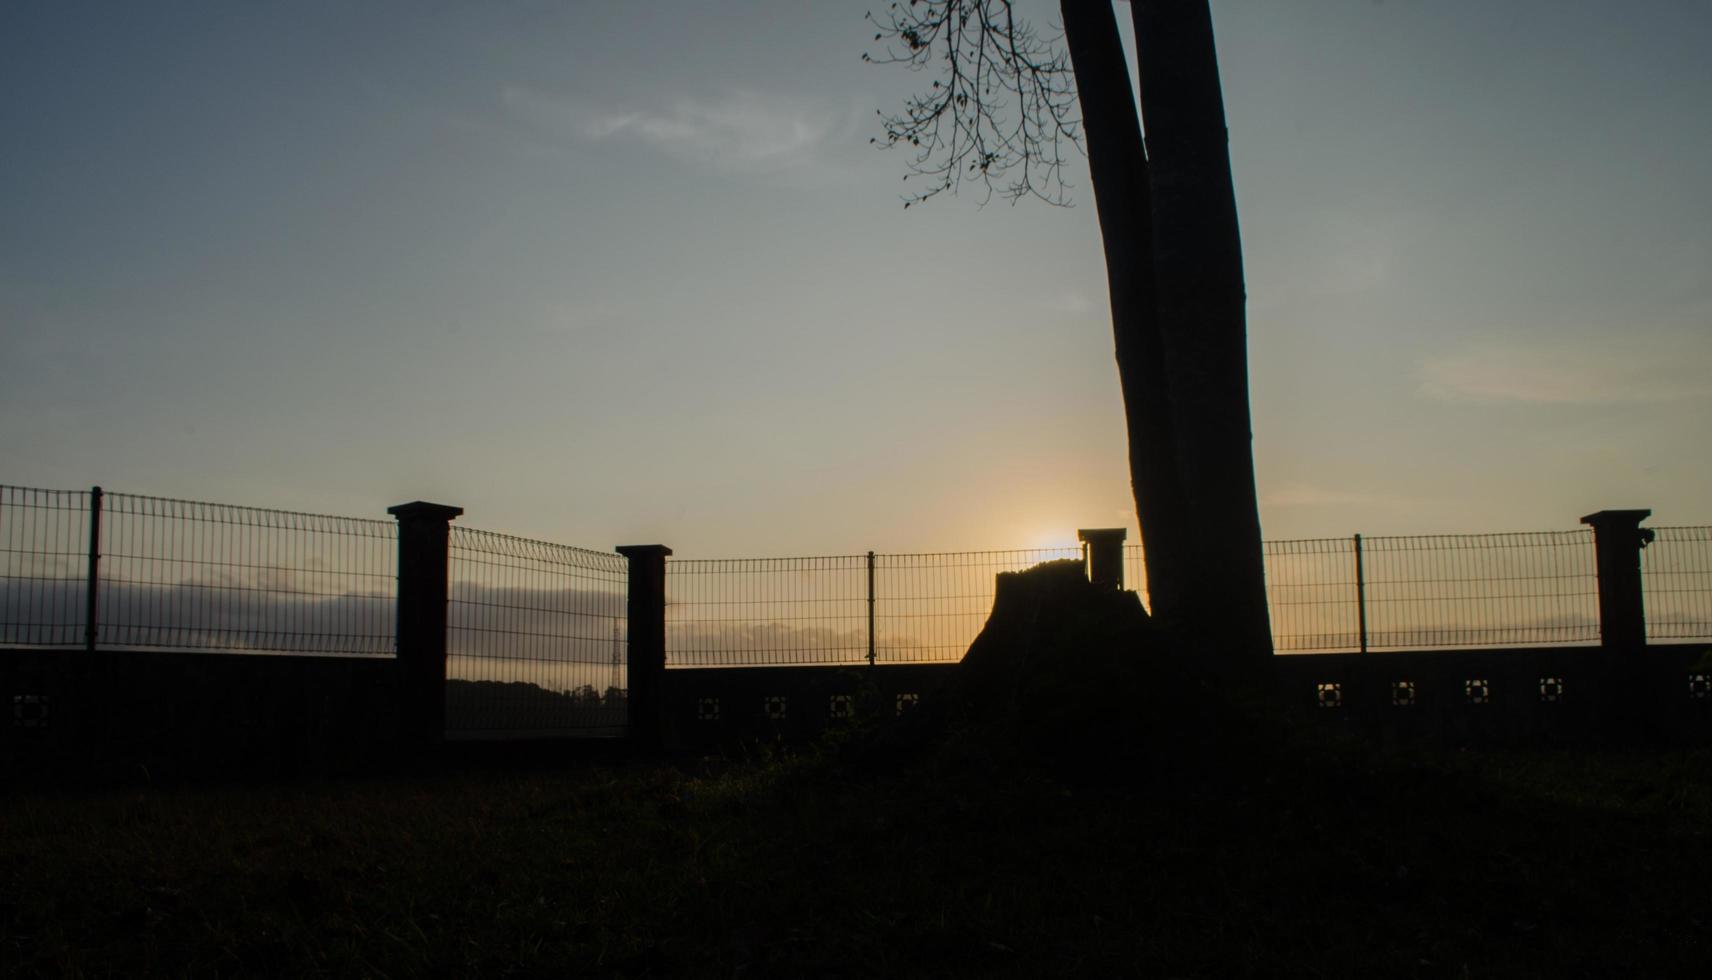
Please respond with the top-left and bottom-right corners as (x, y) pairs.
(1078, 528), (1128, 592)
(389, 501), (463, 745)
(1580, 508), (1654, 653)
(616, 544), (672, 749)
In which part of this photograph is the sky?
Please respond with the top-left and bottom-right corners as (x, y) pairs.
(3, 0), (1709, 560)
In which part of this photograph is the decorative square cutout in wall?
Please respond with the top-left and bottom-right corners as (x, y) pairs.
(12, 694), (48, 729)
(1689, 674), (1710, 702)
(1465, 679), (1491, 705)
(764, 696), (787, 721)
(896, 693), (920, 715)
(1315, 682), (1342, 708)
(1539, 677), (1565, 703)
(695, 697), (720, 722)
(1390, 681), (1417, 707)
(829, 694), (853, 719)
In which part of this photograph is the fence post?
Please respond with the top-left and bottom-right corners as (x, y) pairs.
(867, 551), (877, 667)
(85, 486), (102, 653)
(389, 501), (463, 745)
(1354, 533), (1368, 654)
(617, 544), (672, 749)
(1580, 509), (1654, 653)
(1078, 528), (1127, 592)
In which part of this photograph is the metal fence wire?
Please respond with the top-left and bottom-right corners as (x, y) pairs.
(665, 555), (869, 666)
(97, 492), (397, 654)
(1127, 533), (1603, 653)
(446, 527), (628, 735)
(7, 480), (1711, 668)
(874, 549), (1085, 662)
(0, 486), (92, 647)
(1262, 537), (1365, 652)
(1644, 526), (1712, 642)
(1359, 531), (1600, 649)
(664, 548), (1086, 667)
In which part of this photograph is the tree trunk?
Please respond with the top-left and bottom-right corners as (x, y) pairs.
(1059, 0), (1192, 627)
(1130, 0), (1273, 665)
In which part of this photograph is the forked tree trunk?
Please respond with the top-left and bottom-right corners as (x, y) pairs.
(1059, 0), (1192, 627)
(1130, 0), (1273, 665)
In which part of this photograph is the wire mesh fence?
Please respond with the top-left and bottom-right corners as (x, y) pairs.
(664, 548), (1085, 667)
(1134, 532), (1604, 652)
(1123, 543), (1145, 615)
(0, 486), (92, 647)
(1264, 537), (1365, 652)
(874, 549), (1085, 662)
(3, 486), (397, 653)
(7, 479), (1711, 674)
(1644, 526), (1712, 642)
(665, 556), (869, 666)
(668, 531), (1621, 663)
(1360, 531), (1600, 649)
(97, 492), (397, 654)
(446, 527), (628, 735)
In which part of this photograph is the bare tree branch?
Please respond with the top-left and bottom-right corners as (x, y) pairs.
(866, 1), (1083, 207)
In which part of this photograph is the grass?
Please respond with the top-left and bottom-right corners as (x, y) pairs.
(3, 719), (1711, 978)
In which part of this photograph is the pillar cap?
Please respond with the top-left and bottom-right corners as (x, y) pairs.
(1077, 528), (1127, 543)
(616, 544), (674, 558)
(1579, 509), (1651, 527)
(388, 501), (464, 521)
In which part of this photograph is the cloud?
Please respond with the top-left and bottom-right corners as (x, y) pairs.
(1420, 340), (1712, 405)
(505, 85), (856, 176)
(0, 576), (626, 664)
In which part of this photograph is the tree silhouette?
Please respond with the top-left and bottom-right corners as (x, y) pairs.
(869, 0), (1271, 668)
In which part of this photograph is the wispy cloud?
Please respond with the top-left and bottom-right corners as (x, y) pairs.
(1419, 338), (1712, 405)
(503, 85), (857, 176)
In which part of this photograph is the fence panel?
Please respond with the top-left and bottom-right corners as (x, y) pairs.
(10, 481), (1708, 675)
(1123, 543), (1146, 613)
(1644, 526), (1712, 642)
(446, 527), (628, 736)
(1135, 533), (1605, 653)
(666, 556), (869, 666)
(0, 486), (92, 647)
(875, 548), (1084, 662)
(1360, 530), (1598, 649)
(97, 493), (396, 654)
(1128, 537), (1364, 652)
(1265, 537), (1363, 652)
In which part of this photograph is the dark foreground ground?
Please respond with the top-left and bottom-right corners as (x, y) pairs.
(3, 719), (1710, 978)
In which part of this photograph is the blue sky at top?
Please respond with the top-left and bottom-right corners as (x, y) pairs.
(3, 0), (1708, 558)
